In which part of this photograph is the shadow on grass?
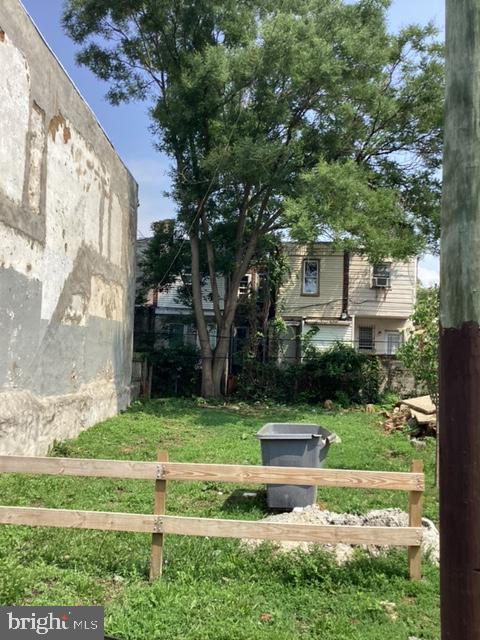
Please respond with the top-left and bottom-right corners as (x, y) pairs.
(130, 398), (318, 428)
(220, 488), (269, 516)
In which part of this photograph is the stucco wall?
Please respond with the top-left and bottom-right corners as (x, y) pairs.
(0, 2), (138, 454)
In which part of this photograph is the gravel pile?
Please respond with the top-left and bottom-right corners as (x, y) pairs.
(244, 505), (439, 565)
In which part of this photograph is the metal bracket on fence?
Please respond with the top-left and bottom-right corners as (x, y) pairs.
(152, 516), (163, 533)
(155, 464), (165, 480)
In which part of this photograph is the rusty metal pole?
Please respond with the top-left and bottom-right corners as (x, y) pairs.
(440, 1), (480, 637)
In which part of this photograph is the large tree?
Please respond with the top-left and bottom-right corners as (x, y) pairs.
(64, 0), (443, 397)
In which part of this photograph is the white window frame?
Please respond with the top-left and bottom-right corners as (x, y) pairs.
(386, 330), (402, 355)
(238, 273), (252, 296)
(301, 259), (320, 296)
(372, 263), (391, 289)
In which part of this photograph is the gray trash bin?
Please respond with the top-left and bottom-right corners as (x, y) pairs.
(257, 423), (336, 510)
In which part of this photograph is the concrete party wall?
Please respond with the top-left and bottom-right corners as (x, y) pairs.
(0, 2), (138, 455)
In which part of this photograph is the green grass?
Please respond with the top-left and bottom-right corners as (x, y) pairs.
(0, 399), (439, 639)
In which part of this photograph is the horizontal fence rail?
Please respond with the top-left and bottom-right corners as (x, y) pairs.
(0, 453), (425, 580)
(0, 456), (424, 491)
(0, 507), (423, 546)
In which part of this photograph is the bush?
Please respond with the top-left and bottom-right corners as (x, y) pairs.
(150, 344), (201, 397)
(236, 343), (381, 405)
(361, 355), (382, 404)
(237, 359), (296, 402)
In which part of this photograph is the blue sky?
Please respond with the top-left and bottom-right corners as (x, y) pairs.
(21, 0), (443, 284)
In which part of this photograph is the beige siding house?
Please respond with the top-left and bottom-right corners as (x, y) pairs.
(279, 243), (417, 358)
(137, 239), (417, 360)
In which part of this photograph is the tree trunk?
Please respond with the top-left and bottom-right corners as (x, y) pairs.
(190, 215), (261, 399)
(200, 355), (216, 397)
(198, 321), (233, 398)
(190, 230), (216, 397)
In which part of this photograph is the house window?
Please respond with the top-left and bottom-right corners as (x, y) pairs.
(372, 263), (391, 288)
(184, 324), (198, 347)
(164, 323), (185, 348)
(358, 326), (375, 351)
(238, 274), (252, 296)
(181, 270), (192, 286)
(386, 330), (401, 355)
(302, 259), (320, 296)
(256, 269), (268, 292)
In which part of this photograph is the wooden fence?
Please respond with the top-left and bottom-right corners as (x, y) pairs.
(0, 454), (424, 580)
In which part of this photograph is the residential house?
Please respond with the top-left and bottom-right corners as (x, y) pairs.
(134, 238), (267, 364)
(135, 237), (225, 351)
(278, 243), (417, 360)
(135, 239), (417, 363)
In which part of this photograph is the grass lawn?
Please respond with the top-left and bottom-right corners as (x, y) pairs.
(0, 399), (439, 639)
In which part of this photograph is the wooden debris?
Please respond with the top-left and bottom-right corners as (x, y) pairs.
(382, 395), (437, 436)
(382, 406), (412, 433)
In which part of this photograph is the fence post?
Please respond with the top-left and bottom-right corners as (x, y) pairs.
(408, 459), (423, 580)
(150, 450), (168, 580)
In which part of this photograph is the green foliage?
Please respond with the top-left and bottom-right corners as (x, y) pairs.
(286, 160), (427, 262)
(63, 0), (444, 396)
(0, 556), (27, 604)
(137, 220), (193, 305)
(397, 286), (439, 404)
(237, 343), (381, 404)
(150, 344), (201, 397)
(362, 355), (382, 405)
(63, 0), (443, 259)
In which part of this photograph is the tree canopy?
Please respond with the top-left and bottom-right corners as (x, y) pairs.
(63, 0), (444, 396)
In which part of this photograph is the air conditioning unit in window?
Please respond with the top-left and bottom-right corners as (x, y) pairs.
(372, 275), (390, 288)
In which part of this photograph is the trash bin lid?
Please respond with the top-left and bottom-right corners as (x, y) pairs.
(256, 423), (333, 440)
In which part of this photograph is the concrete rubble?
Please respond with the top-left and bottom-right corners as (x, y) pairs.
(243, 505), (439, 566)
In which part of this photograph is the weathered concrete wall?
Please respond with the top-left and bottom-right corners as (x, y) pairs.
(377, 356), (421, 398)
(0, 2), (138, 454)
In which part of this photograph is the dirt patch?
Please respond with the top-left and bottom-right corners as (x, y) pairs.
(243, 505), (439, 565)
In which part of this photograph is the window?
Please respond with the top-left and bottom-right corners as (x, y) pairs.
(238, 274), (252, 296)
(386, 331), (401, 355)
(163, 323), (184, 348)
(302, 259), (319, 296)
(358, 326), (375, 351)
(372, 263), (391, 288)
(184, 324), (198, 347)
(181, 270), (192, 286)
(256, 269), (268, 292)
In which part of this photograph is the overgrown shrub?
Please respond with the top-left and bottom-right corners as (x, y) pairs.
(361, 355), (382, 404)
(150, 344), (201, 397)
(236, 343), (380, 405)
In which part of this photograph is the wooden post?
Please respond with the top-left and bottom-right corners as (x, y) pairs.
(149, 450), (168, 580)
(441, 1), (480, 637)
(408, 460), (423, 581)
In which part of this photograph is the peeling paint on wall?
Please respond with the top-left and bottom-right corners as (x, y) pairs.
(0, 1), (138, 455)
